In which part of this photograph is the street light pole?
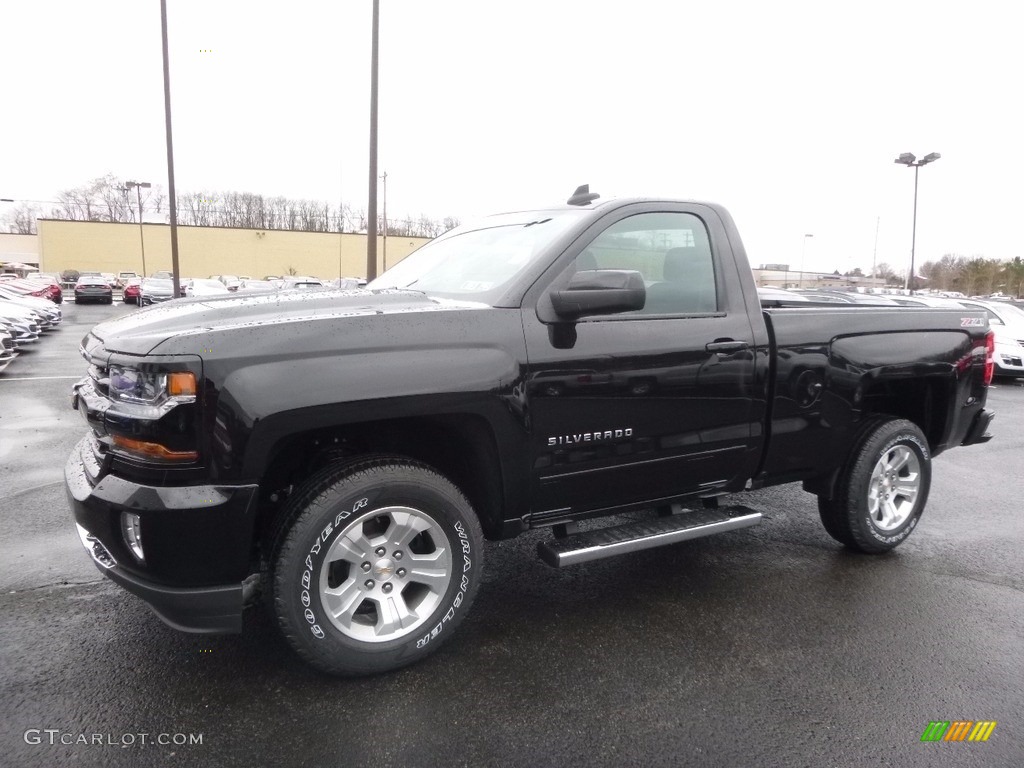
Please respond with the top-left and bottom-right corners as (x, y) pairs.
(894, 152), (941, 295)
(126, 181), (151, 277)
(381, 171), (387, 272)
(161, 0), (182, 299)
(800, 233), (814, 288)
(366, 0), (380, 281)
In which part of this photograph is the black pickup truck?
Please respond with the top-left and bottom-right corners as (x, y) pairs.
(66, 189), (995, 675)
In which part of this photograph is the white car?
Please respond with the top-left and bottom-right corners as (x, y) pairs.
(0, 329), (16, 373)
(0, 286), (62, 325)
(185, 279), (230, 298)
(956, 299), (1024, 379)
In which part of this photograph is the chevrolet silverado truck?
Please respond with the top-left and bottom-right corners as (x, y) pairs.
(66, 188), (995, 675)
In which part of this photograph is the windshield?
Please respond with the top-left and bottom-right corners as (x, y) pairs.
(367, 210), (584, 301)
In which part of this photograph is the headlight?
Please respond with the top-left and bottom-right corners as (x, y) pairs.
(108, 366), (196, 406)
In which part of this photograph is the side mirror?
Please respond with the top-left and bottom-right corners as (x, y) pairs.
(550, 269), (646, 321)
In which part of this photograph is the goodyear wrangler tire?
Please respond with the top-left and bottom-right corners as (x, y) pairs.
(817, 419), (931, 554)
(270, 457), (484, 676)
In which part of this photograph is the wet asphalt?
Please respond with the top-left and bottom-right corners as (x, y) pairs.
(0, 300), (1021, 768)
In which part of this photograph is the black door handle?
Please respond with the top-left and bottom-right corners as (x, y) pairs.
(705, 340), (750, 354)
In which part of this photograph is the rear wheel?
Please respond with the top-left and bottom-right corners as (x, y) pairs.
(817, 418), (931, 553)
(269, 456), (484, 676)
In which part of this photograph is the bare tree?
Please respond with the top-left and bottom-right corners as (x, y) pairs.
(44, 176), (458, 237)
(2, 203), (43, 234)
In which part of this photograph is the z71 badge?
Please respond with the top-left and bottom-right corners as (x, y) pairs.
(960, 317), (985, 327)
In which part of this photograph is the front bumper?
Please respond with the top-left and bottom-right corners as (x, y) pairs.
(65, 434), (259, 633)
(140, 294), (174, 305)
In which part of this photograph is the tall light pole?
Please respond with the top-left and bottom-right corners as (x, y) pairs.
(381, 171), (388, 271)
(799, 233), (814, 288)
(894, 151), (941, 295)
(125, 181), (151, 277)
(366, 0), (380, 281)
(161, 0), (182, 298)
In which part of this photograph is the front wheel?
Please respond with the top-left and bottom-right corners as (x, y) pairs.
(269, 457), (484, 676)
(817, 418), (931, 553)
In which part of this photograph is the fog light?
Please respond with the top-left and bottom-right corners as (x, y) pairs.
(121, 512), (145, 563)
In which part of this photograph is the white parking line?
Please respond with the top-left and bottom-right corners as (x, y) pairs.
(0, 376), (80, 382)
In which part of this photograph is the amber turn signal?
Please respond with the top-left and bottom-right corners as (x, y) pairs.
(112, 435), (198, 462)
(167, 372), (197, 397)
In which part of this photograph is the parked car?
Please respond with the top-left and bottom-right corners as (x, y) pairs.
(955, 299), (1024, 378)
(887, 296), (963, 308)
(122, 278), (142, 305)
(0, 329), (15, 373)
(0, 296), (54, 331)
(74, 276), (114, 304)
(26, 274), (65, 304)
(0, 314), (40, 348)
(327, 277), (367, 290)
(757, 287), (810, 305)
(139, 278), (175, 306)
(151, 271), (174, 280)
(5, 277), (63, 304)
(116, 271), (140, 289)
(216, 275), (242, 292)
(793, 289), (901, 305)
(0, 286), (62, 326)
(237, 279), (280, 293)
(184, 279), (230, 298)
(279, 276), (327, 291)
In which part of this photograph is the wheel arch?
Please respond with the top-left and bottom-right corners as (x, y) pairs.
(804, 375), (946, 503)
(253, 412), (509, 553)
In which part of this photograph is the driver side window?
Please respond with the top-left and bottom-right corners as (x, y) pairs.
(570, 212), (717, 315)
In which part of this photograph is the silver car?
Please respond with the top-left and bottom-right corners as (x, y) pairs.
(0, 329), (16, 373)
(139, 278), (175, 306)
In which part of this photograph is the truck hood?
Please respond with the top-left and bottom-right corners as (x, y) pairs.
(88, 289), (489, 356)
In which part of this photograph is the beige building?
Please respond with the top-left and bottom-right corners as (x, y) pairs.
(0, 233), (40, 269)
(35, 219), (428, 279)
(752, 267), (886, 291)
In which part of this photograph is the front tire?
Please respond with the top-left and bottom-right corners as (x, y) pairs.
(817, 418), (931, 553)
(270, 457), (484, 676)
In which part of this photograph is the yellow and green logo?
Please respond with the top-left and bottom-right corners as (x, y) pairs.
(921, 721), (997, 742)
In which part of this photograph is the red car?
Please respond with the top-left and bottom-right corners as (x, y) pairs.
(6, 277), (63, 304)
(122, 278), (142, 305)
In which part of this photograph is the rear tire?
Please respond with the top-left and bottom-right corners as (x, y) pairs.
(817, 418), (931, 553)
(269, 456), (484, 676)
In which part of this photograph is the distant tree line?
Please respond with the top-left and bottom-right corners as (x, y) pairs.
(917, 254), (1024, 297)
(832, 258), (1023, 297)
(2, 174), (459, 238)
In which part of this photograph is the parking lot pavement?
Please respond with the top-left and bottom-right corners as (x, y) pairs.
(1, 304), (1021, 767)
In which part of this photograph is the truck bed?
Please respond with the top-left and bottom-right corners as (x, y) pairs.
(757, 305), (991, 487)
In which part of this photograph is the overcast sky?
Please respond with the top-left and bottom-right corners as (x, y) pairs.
(2, 0), (1022, 275)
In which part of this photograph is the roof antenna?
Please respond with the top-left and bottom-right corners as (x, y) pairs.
(566, 184), (600, 206)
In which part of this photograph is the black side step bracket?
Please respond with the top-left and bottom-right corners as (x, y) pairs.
(537, 506), (762, 568)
